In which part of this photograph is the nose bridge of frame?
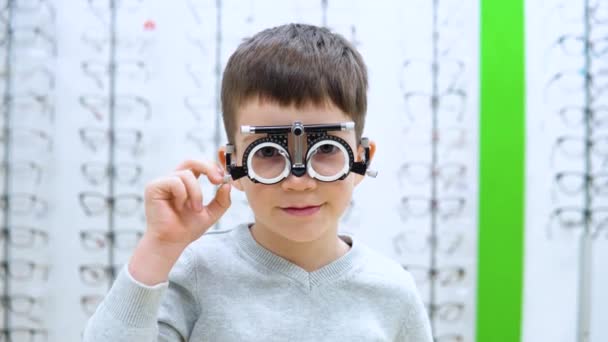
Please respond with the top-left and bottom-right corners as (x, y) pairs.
(289, 121), (306, 176)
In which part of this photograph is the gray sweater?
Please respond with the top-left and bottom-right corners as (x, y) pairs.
(83, 223), (432, 341)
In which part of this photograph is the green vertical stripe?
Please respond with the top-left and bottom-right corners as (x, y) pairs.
(478, 0), (525, 341)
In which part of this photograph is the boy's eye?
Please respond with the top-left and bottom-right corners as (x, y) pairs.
(318, 144), (337, 154)
(256, 147), (279, 158)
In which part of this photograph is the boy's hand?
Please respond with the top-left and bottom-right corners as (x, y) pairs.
(129, 159), (231, 285)
(144, 159), (231, 246)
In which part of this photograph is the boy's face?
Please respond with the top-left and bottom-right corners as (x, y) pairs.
(219, 97), (375, 243)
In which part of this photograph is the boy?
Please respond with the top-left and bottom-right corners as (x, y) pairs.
(84, 23), (432, 341)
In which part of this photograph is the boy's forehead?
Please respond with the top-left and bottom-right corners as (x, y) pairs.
(236, 97), (349, 124)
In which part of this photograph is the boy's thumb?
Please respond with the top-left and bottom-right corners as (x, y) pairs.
(205, 183), (232, 223)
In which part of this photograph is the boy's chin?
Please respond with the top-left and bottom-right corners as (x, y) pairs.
(272, 219), (338, 243)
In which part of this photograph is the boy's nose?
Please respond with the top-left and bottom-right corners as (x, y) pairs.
(280, 170), (317, 191)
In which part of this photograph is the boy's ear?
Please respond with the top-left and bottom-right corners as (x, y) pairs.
(354, 140), (376, 187)
(217, 146), (244, 192)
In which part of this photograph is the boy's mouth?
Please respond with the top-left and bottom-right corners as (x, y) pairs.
(280, 204), (323, 217)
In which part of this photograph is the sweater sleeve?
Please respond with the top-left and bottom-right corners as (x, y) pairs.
(157, 246), (201, 340)
(82, 247), (200, 342)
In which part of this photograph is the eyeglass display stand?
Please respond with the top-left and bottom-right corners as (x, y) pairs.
(212, 0), (224, 231)
(577, 234), (591, 342)
(427, 0), (440, 333)
(106, 0), (118, 288)
(321, 0), (328, 28)
(575, 2), (592, 340)
(1, 2), (15, 333)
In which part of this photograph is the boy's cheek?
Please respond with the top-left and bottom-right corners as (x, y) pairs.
(237, 178), (268, 193)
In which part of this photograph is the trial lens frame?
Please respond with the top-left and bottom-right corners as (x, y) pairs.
(223, 121), (378, 184)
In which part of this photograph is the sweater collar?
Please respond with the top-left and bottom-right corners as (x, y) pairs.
(232, 222), (361, 289)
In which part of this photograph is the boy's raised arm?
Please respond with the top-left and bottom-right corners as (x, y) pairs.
(82, 160), (232, 341)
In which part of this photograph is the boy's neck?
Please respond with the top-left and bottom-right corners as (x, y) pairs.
(249, 222), (351, 273)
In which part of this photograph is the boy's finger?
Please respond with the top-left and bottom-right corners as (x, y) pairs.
(174, 159), (223, 183)
(147, 176), (188, 212)
(201, 183), (231, 224)
(173, 170), (204, 212)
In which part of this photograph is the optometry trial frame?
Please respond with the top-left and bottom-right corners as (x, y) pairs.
(223, 121), (377, 185)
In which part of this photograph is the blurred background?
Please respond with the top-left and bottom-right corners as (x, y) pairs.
(1, 0), (605, 341)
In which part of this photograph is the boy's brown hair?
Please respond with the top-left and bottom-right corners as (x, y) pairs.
(221, 23), (368, 145)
